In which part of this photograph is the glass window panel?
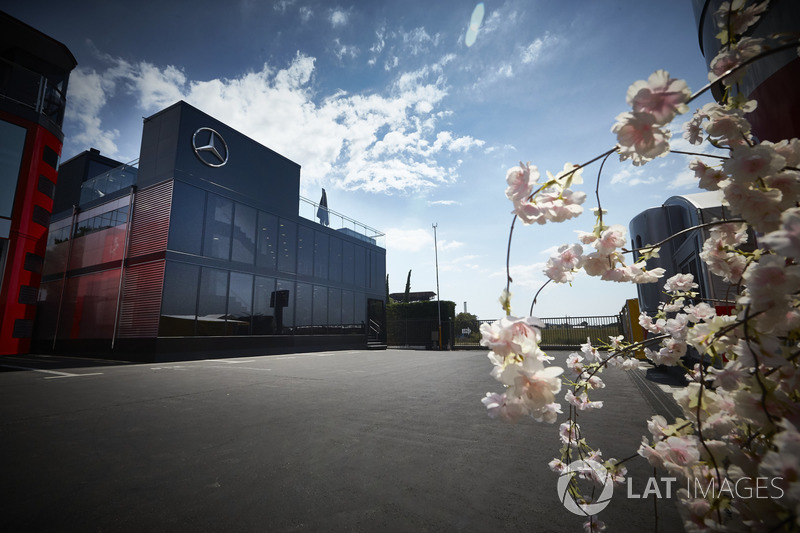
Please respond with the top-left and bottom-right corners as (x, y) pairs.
(256, 211), (278, 271)
(313, 285), (327, 327)
(329, 237), (342, 283)
(277, 219), (296, 273)
(342, 241), (354, 286)
(197, 267), (228, 336)
(354, 246), (366, 287)
(297, 225), (314, 277)
(160, 262), (200, 336)
(354, 292), (366, 326)
(57, 270), (121, 340)
(342, 290), (354, 326)
(314, 231), (328, 280)
(227, 272), (253, 335)
(232, 203), (256, 264)
(295, 282), (313, 331)
(0, 119), (27, 219)
(328, 287), (341, 327)
(253, 276), (276, 334)
(276, 279), (295, 332)
(203, 194), (232, 260)
(169, 181), (205, 255)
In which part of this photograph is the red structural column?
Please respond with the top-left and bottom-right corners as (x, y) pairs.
(0, 111), (63, 355)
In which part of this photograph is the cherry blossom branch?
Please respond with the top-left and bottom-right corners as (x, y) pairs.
(621, 219), (747, 255)
(685, 38), (800, 105)
(529, 279), (552, 316)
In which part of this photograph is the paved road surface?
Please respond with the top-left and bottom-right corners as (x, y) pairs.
(0, 349), (684, 532)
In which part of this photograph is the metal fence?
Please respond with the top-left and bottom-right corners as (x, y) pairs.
(451, 315), (625, 350)
(387, 319), (455, 349)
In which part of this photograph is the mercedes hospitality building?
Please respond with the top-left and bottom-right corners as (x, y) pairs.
(31, 100), (387, 360)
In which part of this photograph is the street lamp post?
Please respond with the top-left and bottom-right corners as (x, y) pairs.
(433, 223), (442, 350)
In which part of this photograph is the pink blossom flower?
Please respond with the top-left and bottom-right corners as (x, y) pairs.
(565, 389), (604, 410)
(685, 302), (716, 322)
(654, 435), (701, 468)
(560, 421), (581, 446)
(722, 143), (786, 183)
(714, 0), (769, 38)
(708, 37), (766, 87)
(701, 102), (752, 146)
(566, 352), (584, 375)
(764, 138), (800, 167)
(595, 225), (627, 254)
(707, 360), (748, 391)
(647, 415), (670, 439)
(480, 315), (545, 360)
(664, 273), (699, 293)
(505, 162), (538, 203)
(761, 207), (800, 259)
(481, 392), (525, 422)
(612, 111), (671, 166)
(544, 243), (585, 283)
(683, 110), (707, 145)
(689, 159), (727, 191)
(583, 517), (607, 533)
(582, 252), (613, 277)
(765, 170), (800, 210)
(626, 70), (691, 125)
(580, 338), (601, 363)
(722, 180), (783, 233)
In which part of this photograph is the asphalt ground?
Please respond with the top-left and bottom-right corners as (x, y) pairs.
(0, 349), (685, 533)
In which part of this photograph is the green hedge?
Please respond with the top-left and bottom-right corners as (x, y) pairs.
(387, 300), (456, 321)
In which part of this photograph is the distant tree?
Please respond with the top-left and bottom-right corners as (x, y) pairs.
(404, 269), (412, 303)
(455, 312), (480, 337)
(385, 274), (390, 303)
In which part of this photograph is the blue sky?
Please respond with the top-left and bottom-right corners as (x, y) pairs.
(7, 0), (718, 319)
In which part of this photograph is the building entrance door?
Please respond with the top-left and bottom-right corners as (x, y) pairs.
(366, 298), (386, 346)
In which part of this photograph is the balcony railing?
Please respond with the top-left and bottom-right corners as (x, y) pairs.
(79, 160), (139, 205)
(0, 57), (68, 129)
(299, 195), (385, 248)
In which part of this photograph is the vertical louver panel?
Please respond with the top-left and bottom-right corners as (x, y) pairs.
(127, 180), (173, 258)
(117, 260), (165, 338)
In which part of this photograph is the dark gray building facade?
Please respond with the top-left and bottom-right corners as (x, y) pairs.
(33, 101), (386, 360)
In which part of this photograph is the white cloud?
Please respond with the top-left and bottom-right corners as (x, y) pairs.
(428, 199), (460, 206)
(521, 33), (557, 65)
(329, 8), (348, 27)
(64, 67), (122, 157)
(299, 6), (313, 22)
(609, 166), (663, 186)
(65, 51), (484, 195)
(439, 240), (464, 251)
(385, 227), (434, 252)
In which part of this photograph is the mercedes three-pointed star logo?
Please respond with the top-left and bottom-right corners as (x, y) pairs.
(192, 127), (229, 167)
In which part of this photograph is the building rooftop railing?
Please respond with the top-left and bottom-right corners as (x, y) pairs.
(299, 195), (385, 248)
(0, 57), (69, 129)
(79, 159), (139, 205)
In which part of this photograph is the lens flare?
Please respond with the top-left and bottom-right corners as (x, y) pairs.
(465, 3), (485, 47)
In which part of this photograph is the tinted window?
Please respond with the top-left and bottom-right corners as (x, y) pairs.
(276, 279), (295, 331)
(328, 287), (341, 326)
(228, 272), (253, 335)
(257, 211), (278, 270)
(253, 276), (276, 334)
(354, 246), (366, 287)
(329, 237), (342, 283)
(0, 119), (27, 219)
(342, 241), (354, 285)
(232, 203), (256, 264)
(203, 194), (232, 260)
(197, 267), (228, 335)
(296, 282), (312, 328)
(342, 290), (354, 325)
(160, 262), (199, 336)
(277, 219), (296, 273)
(314, 231), (328, 280)
(313, 284), (327, 326)
(297, 225), (314, 277)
